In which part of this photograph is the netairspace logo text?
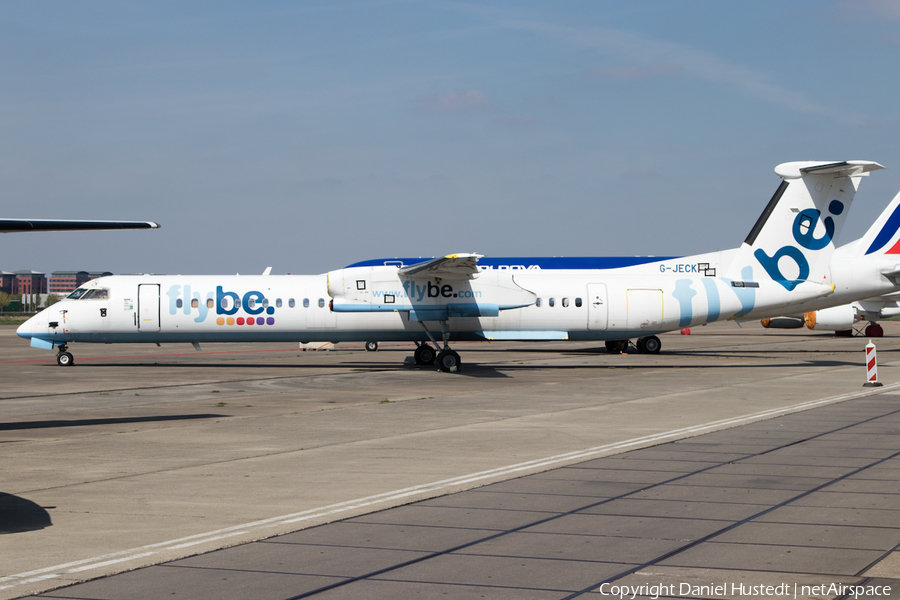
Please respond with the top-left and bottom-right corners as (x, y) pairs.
(597, 582), (892, 599)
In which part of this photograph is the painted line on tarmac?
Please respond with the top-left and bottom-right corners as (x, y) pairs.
(2, 382), (897, 594)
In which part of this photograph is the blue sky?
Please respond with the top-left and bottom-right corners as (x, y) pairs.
(3, 1), (900, 275)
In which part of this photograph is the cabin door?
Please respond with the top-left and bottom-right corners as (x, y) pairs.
(138, 284), (161, 332)
(586, 283), (608, 330)
(626, 289), (664, 331)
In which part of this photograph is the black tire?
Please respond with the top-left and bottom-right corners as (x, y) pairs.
(414, 344), (436, 365)
(365, 341), (378, 352)
(606, 340), (628, 353)
(636, 338), (647, 353)
(865, 324), (884, 338)
(642, 335), (661, 354)
(436, 349), (461, 373)
(57, 352), (74, 367)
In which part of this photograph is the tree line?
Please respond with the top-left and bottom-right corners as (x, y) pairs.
(0, 292), (62, 312)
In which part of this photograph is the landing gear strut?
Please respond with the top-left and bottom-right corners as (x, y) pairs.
(56, 344), (74, 367)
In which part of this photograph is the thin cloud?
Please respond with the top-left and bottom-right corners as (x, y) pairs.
(587, 63), (681, 81)
(412, 90), (492, 113)
(836, 0), (900, 21)
(443, 10), (869, 126)
(493, 113), (538, 127)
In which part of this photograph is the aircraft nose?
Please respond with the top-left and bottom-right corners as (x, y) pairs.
(17, 315), (38, 339)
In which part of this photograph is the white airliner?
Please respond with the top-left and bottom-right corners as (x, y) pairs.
(17, 161), (900, 371)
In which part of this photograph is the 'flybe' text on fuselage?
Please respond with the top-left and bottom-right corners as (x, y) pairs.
(165, 285), (276, 324)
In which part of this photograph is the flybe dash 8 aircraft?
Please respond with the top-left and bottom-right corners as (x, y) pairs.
(17, 160), (900, 371)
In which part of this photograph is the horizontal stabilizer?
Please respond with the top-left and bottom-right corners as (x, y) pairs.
(398, 253), (482, 278)
(774, 161), (884, 179)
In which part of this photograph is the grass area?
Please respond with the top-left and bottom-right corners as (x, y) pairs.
(0, 315), (31, 326)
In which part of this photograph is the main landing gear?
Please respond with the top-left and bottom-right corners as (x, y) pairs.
(414, 321), (462, 373)
(865, 322), (884, 338)
(606, 336), (662, 354)
(365, 341), (379, 352)
(56, 344), (74, 366)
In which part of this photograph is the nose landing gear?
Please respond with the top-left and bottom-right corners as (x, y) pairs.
(56, 345), (74, 366)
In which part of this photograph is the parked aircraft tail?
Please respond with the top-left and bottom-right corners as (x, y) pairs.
(725, 161), (883, 290)
(841, 189), (900, 257)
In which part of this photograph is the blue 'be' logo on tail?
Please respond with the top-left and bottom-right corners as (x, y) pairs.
(754, 201), (842, 291)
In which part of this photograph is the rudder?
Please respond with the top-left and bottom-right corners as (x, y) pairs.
(727, 160), (883, 290)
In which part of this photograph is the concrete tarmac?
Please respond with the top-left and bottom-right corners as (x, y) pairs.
(1, 322), (899, 599)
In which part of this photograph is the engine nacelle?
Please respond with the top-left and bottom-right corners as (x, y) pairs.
(803, 304), (860, 331)
(760, 317), (804, 329)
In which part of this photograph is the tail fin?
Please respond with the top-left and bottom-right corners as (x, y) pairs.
(726, 160), (883, 290)
(842, 189), (900, 257)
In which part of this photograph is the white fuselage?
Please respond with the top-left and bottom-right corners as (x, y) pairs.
(19, 251), (900, 347)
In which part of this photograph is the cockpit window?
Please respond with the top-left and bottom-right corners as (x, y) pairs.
(81, 288), (110, 300)
(67, 287), (110, 300)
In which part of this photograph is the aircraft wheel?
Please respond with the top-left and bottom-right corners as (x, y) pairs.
(437, 349), (461, 373)
(636, 338), (647, 353)
(642, 336), (661, 354)
(607, 340), (628, 354)
(865, 324), (884, 338)
(56, 352), (74, 367)
(365, 341), (378, 352)
(414, 344), (436, 365)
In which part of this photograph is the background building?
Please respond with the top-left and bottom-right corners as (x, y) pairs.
(48, 271), (113, 295)
(14, 271), (47, 296)
(0, 271), (15, 294)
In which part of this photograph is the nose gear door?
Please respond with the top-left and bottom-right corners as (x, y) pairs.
(138, 284), (161, 332)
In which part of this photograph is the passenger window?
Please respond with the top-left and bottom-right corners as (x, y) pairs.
(176, 299), (183, 309)
(220, 297), (230, 310)
(575, 297), (582, 307)
(247, 298), (257, 309)
(303, 298), (310, 308)
(535, 298), (541, 307)
(289, 298), (295, 308)
(562, 298), (569, 308)
(207, 299), (214, 309)
(318, 298), (325, 308)
(262, 298), (269, 308)
(191, 299), (199, 308)
(549, 298), (555, 307)
(276, 299), (282, 308)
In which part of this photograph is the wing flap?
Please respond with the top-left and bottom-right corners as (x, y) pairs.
(398, 253), (482, 278)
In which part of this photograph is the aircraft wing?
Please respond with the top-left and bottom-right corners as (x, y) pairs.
(0, 219), (160, 233)
(398, 253), (482, 278)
